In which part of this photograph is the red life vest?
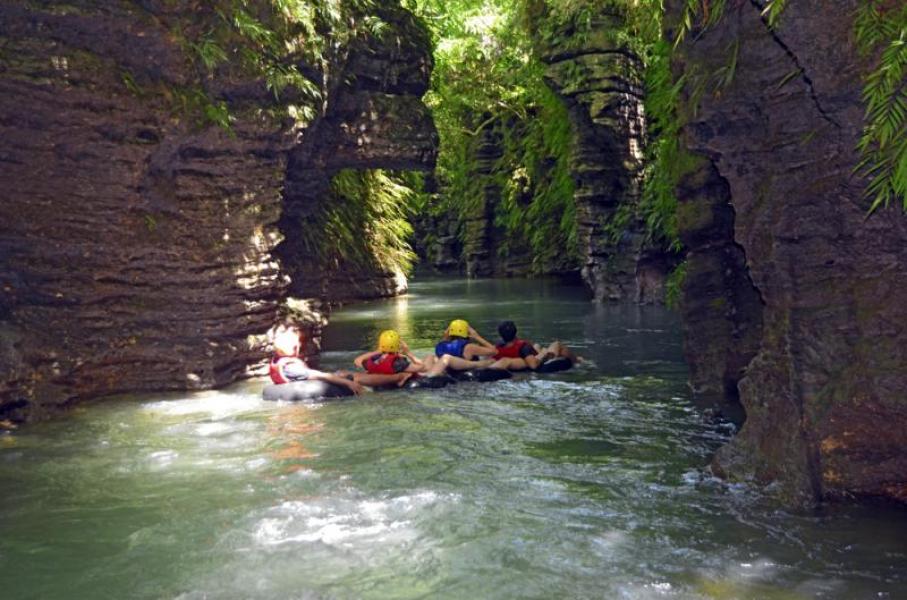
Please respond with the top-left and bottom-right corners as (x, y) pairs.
(269, 356), (295, 384)
(365, 352), (402, 375)
(495, 339), (531, 360)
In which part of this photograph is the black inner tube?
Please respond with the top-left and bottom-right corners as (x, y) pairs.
(264, 361), (568, 402)
(534, 356), (573, 374)
(262, 380), (353, 402)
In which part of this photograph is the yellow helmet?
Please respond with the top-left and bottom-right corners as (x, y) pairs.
(378, 329), (401, 353)
(448, 319), (469, 338)
(274, 330), (300, 357)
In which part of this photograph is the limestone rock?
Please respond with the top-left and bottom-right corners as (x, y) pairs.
(277, 3), (437, 302)
(671, 0), (907, 504)
(0, 1), (436, 420)
(537, 8), (668, 302)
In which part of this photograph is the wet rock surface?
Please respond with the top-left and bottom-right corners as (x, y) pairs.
(539, 8), (667, 303)
(277, 4), (436, 302)
(671, 0), (907, 503)
(0, 1), (435, 420)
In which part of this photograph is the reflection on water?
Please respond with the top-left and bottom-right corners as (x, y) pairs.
(0, 278), (905, 599)
(267, 406), (322, 473)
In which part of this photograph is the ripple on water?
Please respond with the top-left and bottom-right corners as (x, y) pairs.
(142, 390), (266, 419)
(177, 489), (458, 598)
(3, 282), (906, 600)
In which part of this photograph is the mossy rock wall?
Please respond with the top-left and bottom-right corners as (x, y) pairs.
(276, 3), (437, 302)
(0, 1), (436, 421)
(536, 6), (667, 303)
(670, 0), (907, 504)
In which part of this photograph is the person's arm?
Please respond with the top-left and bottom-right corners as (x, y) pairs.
(401, 341), (423, 367)
(353, 350), (381, 369)
(463, 326), (497, 359)
(354, 372), (409, 386)
(309, 371), (365, 395)
(465, 343), (498, 359)
(467, 326), (496, 349)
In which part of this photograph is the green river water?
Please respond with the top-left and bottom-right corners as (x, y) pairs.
(1, 278), (905, 599)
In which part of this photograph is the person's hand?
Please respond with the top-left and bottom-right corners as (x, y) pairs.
(348, 381), (365, 395)
(467, 325), (478, 338)
(401, 340), (410, 354)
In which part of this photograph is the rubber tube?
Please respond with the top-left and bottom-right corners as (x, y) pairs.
(534, 357), (573, 374)
(262, 380), (353, 402)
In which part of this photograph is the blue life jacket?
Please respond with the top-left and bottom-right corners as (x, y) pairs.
(435, 337), (469, 358)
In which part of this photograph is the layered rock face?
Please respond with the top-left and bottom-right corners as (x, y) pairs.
(413, 210), (461, 274)
(413, 120), (539, 278)
(539, 9), (665, 302)
(459, 122), (534, 278)
(0, 1), (435, 420)
(277, 5), (437, 301)
(671, 1), (907, 503)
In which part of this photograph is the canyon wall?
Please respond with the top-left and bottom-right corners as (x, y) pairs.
(413, 120), (541, 279)
(671, 1), (907, 503)
(537, 6), (670, 303)
(0, 0), (435, 421)
(277, 4), (437, 301)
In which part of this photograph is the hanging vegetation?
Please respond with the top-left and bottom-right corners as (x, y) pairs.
(298, 170), (421, 277)
(407, 0), (579, 273)
(855, 2), (907, 212)
(122, 1), (388, 130)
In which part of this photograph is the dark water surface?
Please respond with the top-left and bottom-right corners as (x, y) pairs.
(1, 278), (905, 599)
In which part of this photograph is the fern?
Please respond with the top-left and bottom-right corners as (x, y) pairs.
(665, 260), (688, 309)
(640, 39), (685, 251)
(300, 170), (419, 276)
(855, 2), (907, 212)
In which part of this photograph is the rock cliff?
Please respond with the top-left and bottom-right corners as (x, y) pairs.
(537, 6), (667, 303)
(412, 119), (542, 279)
(0, 0), (435, 421)
(671, 0), (907, 503)
(277, 4), (437, 301)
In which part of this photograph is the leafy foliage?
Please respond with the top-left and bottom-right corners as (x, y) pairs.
(407, 0), (579, 272)
(124, 1), (387, 130)
(665, 260), (688, 309)
(299, 170), (419, 276)
(855, 1), (907, 211)
(640, 39), (685, 252)
(495, 86), (578, 268)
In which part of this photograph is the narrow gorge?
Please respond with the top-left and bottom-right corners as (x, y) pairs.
(1, 0), (906, 512)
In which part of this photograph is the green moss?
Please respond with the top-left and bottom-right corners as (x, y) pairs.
(675, 196), (713, 234)
(665, 260), (688, 309)
(298, 169), (420, 276)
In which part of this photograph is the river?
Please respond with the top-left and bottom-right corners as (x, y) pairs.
(1, 278), (904, 599)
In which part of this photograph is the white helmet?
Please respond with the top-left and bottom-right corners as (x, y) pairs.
(274, 330), (300, 357)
